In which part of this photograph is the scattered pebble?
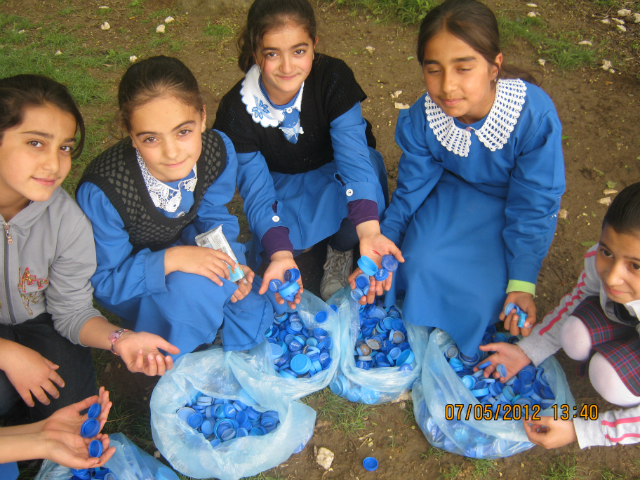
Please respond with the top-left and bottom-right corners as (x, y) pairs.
(558, 209), (568, 220)
(603, 189), (618, 195)
(526, 3), (537, 6)
(156, 24), (166, 33)
(633, 13), (640, 23)
(527, 11), (538, 17)
(579, 40), (592, 46)
(538, 58), (546, 66)
(600, 18), (611, 24)
(394, 102), (410, 109)
(101, 22), (110, 30)
(617, 24), (627, 32)
(618, 9), (632, 16)
(390, 90), (403, 99)
(129, 55), (138, 63)
(316, 447), (334, 470)
(18, 29), (25, 34)
(598, 197), (612, 206)
(601, 60), (613, 71)
(54, 50), (62, 55)
(153, 451), (161, 458)
(99, 5), (109, 8)
(165, 16), (175, 23)
(613, 18), (625, 24)
(391, 391), (412, 403)
(365, 46), (375, 53)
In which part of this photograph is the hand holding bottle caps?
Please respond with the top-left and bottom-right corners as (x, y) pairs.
(499, 292), (536, 336)
(349, 255), (399, 303)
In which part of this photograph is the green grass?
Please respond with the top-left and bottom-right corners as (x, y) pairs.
(471, 459), (498, 479)
(599, 467), (625, 480)
(441, 464), (464, 479)
(128, 0), (145, 17)
(541, 457), (578, 480)
(320, 0), (436, 24)
(302, 387), (376, 435)
(204, 22), (233, 39)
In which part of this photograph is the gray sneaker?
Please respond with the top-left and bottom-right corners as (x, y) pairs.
(320, 245), (353, 300)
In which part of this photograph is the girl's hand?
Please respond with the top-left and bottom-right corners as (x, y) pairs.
(114, 332), (180, 376)
(500, 291), (536, 336)
(476, 342), (532, 382)
(0, 341), (65, 407)
(229, 265), (254, 303)
(42, 387), (112, 436)
(165, 246), (236, 285)
(259, 251), (303, 309)
(43, 430), (115, 469)
(522, 416), (577, 449)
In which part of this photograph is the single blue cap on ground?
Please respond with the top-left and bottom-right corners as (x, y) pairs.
(87, 403), (101, 419)
(315, 311), (328, 323)
(381, 255), (398, 272)
(497, 364), (507, 377)
(80, 418), (101, 438)
(357, 256), (378, 276)
(88, 439), (103, 458)
(363, 457), (379, 471)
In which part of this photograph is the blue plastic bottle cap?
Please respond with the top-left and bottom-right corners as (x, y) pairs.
(446, 345), (459, 359)
(223, 404), (237, 418)
(315, 311), (328, 324)
(103, 474), (117, 480)
(504, 302), (518, 316)
(284, 268), (301, 282)
(87, 403), (101, 419)
(177, 407), (196, 423)
(477, 361), (490, 370)
(279, 281), (300, 301)
(72, 469), (90, 476)
(449, 358), (463, 371)
(80, 418), (101, 438)
(249, 426), (266, 436)
(388, 347), (401, 360)
(365, 338), (381, 350)
(374, 268), (389, 281)
(471, 387), (490, 397)
(397, 349), (414, 366)
(517, 312), (527, 328)
(381, 255), (398, 272)
(201, 419), (214, 436)
(355, 274), (370, 290)
(399, 364), (413, 373)
(209, 438), (222, 448)
(290, 354), (311, 374)
(329, 304), (338, 313)
(197, 396), (214, 405)
(88, 439), (103, 458)
(270, 343), (284, 359)
(461, 376), (476, 389)
(357, 256), (378, 276)
(391, 330), (405, 344)
(508, 335), (520, 344)
(269, 279), (283, 292)
(357, 344), (372, 356)
(518, 366), (536, 384)
(351, 288), (365, 301)
(188, 413), (204, 429)
(363, 457), (379, 471)
(313, 328), (328, 339)
(497, 364), (507, 377)
(289, 321), (303, 332)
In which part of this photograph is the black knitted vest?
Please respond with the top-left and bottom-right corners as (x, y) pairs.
(77, 129), (226, 252)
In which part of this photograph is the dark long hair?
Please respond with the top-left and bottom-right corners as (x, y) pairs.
(417, 0), (538, 85)
(117, 55), (203, 131)
(0, 74), (85, 158)
(603, 182), (640, 236)
(237, 0), (317, 73)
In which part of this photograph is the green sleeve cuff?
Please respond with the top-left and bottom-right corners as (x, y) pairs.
(506, 280), (536, 297)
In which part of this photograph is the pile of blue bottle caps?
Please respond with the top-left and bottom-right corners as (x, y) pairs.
(69, 467), (116, 480)
(265, 310), (333, 379)
(177, 395), (281, 447)
(353, 301), (414, 371)
(444, 325), (556, 414)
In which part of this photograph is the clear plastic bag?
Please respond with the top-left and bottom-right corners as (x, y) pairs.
(228, 290), (340, 402)
(329, 287), (430, 404)
(35, 433), (178, 480)
(413, 328), (575, 458)
(150, 347), (316, 480)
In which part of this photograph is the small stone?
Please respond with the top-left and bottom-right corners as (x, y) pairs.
(538, 58), (546, 66)
(527, 11), (537, 17)
(616, 24), (627, 32)
(579, 40), (592, 46)
(365, 46), (375, 53)
(558, 209), (568, 220)
(613, 18), (625, 24)
(391, 391), (412, 403)
(153, 450), (161, 458)
(99, 5), (109, 8)
(156, 24), (166, 33)
(316, 447), (334, 470)
(394, 102), (410, 109)
(603, 189), (618, 195)
(399, 401), (406, 409)
(609, 68), (615, 73)
(618, 9), (632, 16)
(54, 50), (62, 55)
(390, 90), (403, 99)
(601, 60), (612, 70)
(105, 363), (112, 373)
(101, 22), (110, 30)
(129, 55), (138, 63)
(598, 197), (612, 206)
(165, 16), (175, 23)
(601, 18), (611, 24)
(633, 13), (640, 23)
(526, 3), (537, 6)
(18, 29), (25, 34)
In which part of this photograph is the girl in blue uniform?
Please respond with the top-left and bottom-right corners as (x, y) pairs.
(76, 56), (275, 357)
(362, 0), (565, 356)
(213, 0), (401, 302)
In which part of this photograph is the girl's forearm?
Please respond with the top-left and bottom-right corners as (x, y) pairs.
(78, 316), (120, 351)
(0, 433), (47, 462)
(0, 420), (45, 436)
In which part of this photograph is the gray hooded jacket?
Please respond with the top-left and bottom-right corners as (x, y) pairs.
(1, 187), (102, 344)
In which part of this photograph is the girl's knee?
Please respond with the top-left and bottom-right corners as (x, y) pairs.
(559, 316), (592, 361)
(589, 353), (640, 407)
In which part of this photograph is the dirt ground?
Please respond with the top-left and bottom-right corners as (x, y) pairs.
(3, 0), (640, 477)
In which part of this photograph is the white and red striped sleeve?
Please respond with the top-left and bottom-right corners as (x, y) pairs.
(518, 246), (601, 366)
(575, 405), (640, 447)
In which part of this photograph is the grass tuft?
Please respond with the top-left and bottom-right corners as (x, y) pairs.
(303, 387), (376, 436)
(319, 0), (436, 24)
(541, 456), (578, 480)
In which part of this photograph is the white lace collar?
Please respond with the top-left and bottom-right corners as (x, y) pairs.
(136, 149), (197, 213)
(240, 64), (304, 131)
(424, 78), (527, 157)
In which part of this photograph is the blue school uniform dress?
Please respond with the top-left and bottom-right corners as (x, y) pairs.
(213, 54), (388, 266)
(76, 130), (274, 356)
(381, 79), (566, 356)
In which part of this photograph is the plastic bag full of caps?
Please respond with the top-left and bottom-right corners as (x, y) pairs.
(177, 394), (281, 447)
(266, 310), (333, 379)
